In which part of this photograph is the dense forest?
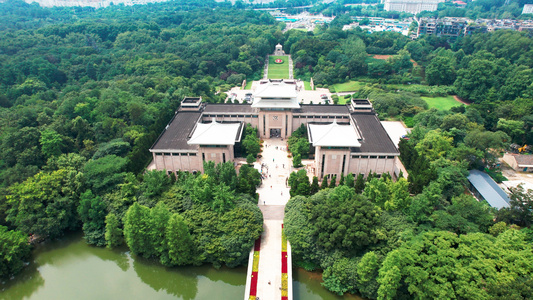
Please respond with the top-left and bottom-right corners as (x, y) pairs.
(0, 0), (276, 277)
(283, 2), (533, 299)
(0, 0), (532, 298)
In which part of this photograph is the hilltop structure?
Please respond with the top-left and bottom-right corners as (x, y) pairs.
(150, 79), (399, 180)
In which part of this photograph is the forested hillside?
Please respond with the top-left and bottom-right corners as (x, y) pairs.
(283, 6), (533, 299)
(0, 0), (273, 277)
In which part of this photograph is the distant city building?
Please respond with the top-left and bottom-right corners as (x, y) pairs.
(150, 80), (400, 179)
(417, 17), (469, 38)
(343, 17), (414, 36)
(383, 0), (444, 14)
(522, 4), (533, 14)
(22, 0), (170, 8)
(417, 17), (533, 38)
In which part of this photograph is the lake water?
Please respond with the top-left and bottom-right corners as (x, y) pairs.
(1, 233), (362, 300)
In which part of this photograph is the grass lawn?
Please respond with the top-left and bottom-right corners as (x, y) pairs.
(421, 96), (463, 110)
(303, 81), (312, 90)
(244, 80), (253, 90)
(331, 81), (366, 92)
(338, 96), (351, 105)
(267, 55), (290, 79)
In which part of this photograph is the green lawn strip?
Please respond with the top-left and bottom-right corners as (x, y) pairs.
(337, 97), (349, 105)
(268, 71), (289, 79)
(303, 81), (312, 90)
(421, 96), (463, 111)
(244, 80), (253, 90)
(267, 55), (290, 79)
(331, 81), (367, 93)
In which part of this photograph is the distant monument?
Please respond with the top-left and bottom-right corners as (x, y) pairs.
(274, 44), (285, 55)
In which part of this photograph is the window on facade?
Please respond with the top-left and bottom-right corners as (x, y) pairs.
(387, 156), (395, 159)
(155, 153), (163, 156)
(352, 155), (360, 159)
(189, 153), (197, 156)
(370, 156), (377, 159)
(164, 153), (171, 156)
(361, 156), (369, 159)
(378, 156), (386, 159)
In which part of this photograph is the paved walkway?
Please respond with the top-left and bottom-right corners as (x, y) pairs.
(252, 138), (293, 300)
(288, 55), (294, 79)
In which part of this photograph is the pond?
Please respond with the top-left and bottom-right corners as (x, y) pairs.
(1, 233), (363, 300)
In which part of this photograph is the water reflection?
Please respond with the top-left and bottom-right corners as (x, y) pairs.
(1, 233), (361, 300)
(133, 256), (199, 300)
(0, 233), (246, 300)
(293, 268), (365, 300)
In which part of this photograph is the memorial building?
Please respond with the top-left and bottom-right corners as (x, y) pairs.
(150, 79), (399, 180)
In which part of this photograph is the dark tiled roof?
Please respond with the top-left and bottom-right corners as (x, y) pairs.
(350, 112), (399, 154)
(295, 104), (350, 114)
(150, 111), (202, 151)
(203, 103), (254, 113)
(515, 155), (533, 166)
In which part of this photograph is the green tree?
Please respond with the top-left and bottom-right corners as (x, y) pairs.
(165, 213), (194, 266)
(496, 118), (525, 143)
(414, 129), (453, 161)
(39, 128), (64, 159)
(311, 187), (382, 255)
(78, 190), (107, 246)
(322, 257), (359, 295)
(357, 251), (381, 299)
(310, 176), (319, 195)
(329, 175), (337, 188)
(320, 176), (329, 190)
(237, 164), (261, 198)
(149, 202), (171, 260)
(6, 169), (80, 239)
(354, 174), (365, 193)
(292, 153), (302, 167)
(377, 230), (533, 300)
(242, 125), (261, 157)
(345, 173), (354, 188)
(105, 213), (123, 248)
(338, 173), (345, 186)
(246, 153), (255, 165)
(425, 56), (456, 86)
(0, 226), (31, 278)
(124, 203), (152, 258)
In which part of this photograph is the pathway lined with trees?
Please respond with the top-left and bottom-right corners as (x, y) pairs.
(245, 138), (293, 300)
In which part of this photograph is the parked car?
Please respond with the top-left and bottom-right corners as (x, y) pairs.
(244, 93), (253, 103)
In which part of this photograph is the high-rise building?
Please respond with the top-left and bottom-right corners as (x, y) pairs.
(383, 0), (444, 14)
